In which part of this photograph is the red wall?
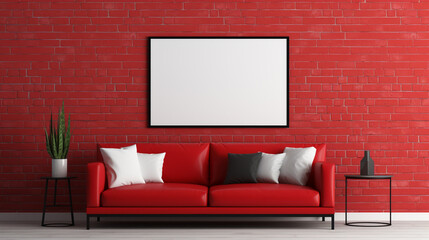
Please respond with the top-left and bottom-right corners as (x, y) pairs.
(1, 0), (429, 212)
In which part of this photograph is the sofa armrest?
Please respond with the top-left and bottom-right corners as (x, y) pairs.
(313, 162), (335, 207)
(87, 162), (105, 208)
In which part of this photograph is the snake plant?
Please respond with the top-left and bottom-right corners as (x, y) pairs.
(44, 102), (71, 159)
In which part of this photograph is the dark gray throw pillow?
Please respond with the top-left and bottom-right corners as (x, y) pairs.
(223, 153), (262, 184)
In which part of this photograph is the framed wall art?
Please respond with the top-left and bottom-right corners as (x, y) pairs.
(149, 37), (289, 127)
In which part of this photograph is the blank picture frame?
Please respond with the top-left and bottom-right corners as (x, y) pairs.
(149, 37), (289, 127)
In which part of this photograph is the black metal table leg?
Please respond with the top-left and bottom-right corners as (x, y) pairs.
(345, 178), (348, 225)
(87, 215), (90, 230)
(41, 179), (49, 226)
(53, 179), (57, 206)
(344, 175), (392, 227)
(67, 178), (75, 226)
(41, 177), (76, 227)
(389, 178), (392, 225)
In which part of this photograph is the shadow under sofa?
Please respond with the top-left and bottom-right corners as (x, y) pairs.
(86, 143), (335, 229)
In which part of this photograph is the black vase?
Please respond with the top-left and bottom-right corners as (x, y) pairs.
(360, 150), (374, 176)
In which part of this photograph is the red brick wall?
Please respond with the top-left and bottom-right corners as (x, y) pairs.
(1, 0), (429, 212)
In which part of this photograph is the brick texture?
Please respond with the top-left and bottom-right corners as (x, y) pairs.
(1, 0), (429, 213)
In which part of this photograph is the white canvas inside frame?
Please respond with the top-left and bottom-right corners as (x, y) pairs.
(150, 38), (288, 126)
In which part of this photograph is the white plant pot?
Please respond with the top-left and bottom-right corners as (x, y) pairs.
(52, 159), (67, 178)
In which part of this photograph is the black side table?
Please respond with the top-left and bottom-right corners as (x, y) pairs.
(41, 176), (76, 227)
(345, 175), (392, 227)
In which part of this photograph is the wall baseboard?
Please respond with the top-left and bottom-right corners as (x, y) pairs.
(0, 213), (86, 222)
(1, 212), (428, 222)
(334, 212), (429, 221)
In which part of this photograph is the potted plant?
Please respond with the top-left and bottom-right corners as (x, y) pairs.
(44, 102), (71, 178)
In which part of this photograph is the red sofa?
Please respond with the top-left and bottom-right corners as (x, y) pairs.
(87, 143), (335, 229)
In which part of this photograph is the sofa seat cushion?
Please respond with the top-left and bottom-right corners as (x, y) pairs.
(209, 183), (320, 207)
(102, 183), (208, 207)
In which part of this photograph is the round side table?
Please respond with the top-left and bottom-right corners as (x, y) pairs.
(41, 176), (76, 227)
(345, 175), (392, 227)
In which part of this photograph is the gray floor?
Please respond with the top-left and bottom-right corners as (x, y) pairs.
(0, 218), (428, 240)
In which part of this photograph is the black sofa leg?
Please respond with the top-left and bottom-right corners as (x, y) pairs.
(86, 215), (90, 230)
(331, 215), (335, 230)
(97, 217), (100, 222)
(322, 217), (325, 221)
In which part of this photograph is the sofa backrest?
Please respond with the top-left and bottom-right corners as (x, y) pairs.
(209, 143), (327, 186)
(97, 143), (210, 186)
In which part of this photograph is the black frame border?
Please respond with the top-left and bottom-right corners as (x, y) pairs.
(148, 36), (290, 128)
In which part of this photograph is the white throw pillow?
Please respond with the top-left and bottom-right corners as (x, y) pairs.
(121, 145), (166, 183)
(279, 147), (317, 186)
(100, 144), (145, 188)
(137, 152), (165, 183)
(256, 152), (285, 184)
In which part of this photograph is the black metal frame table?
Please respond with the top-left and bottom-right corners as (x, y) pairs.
(41, 176), (76, 227)
(345, 175), (392, 227)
